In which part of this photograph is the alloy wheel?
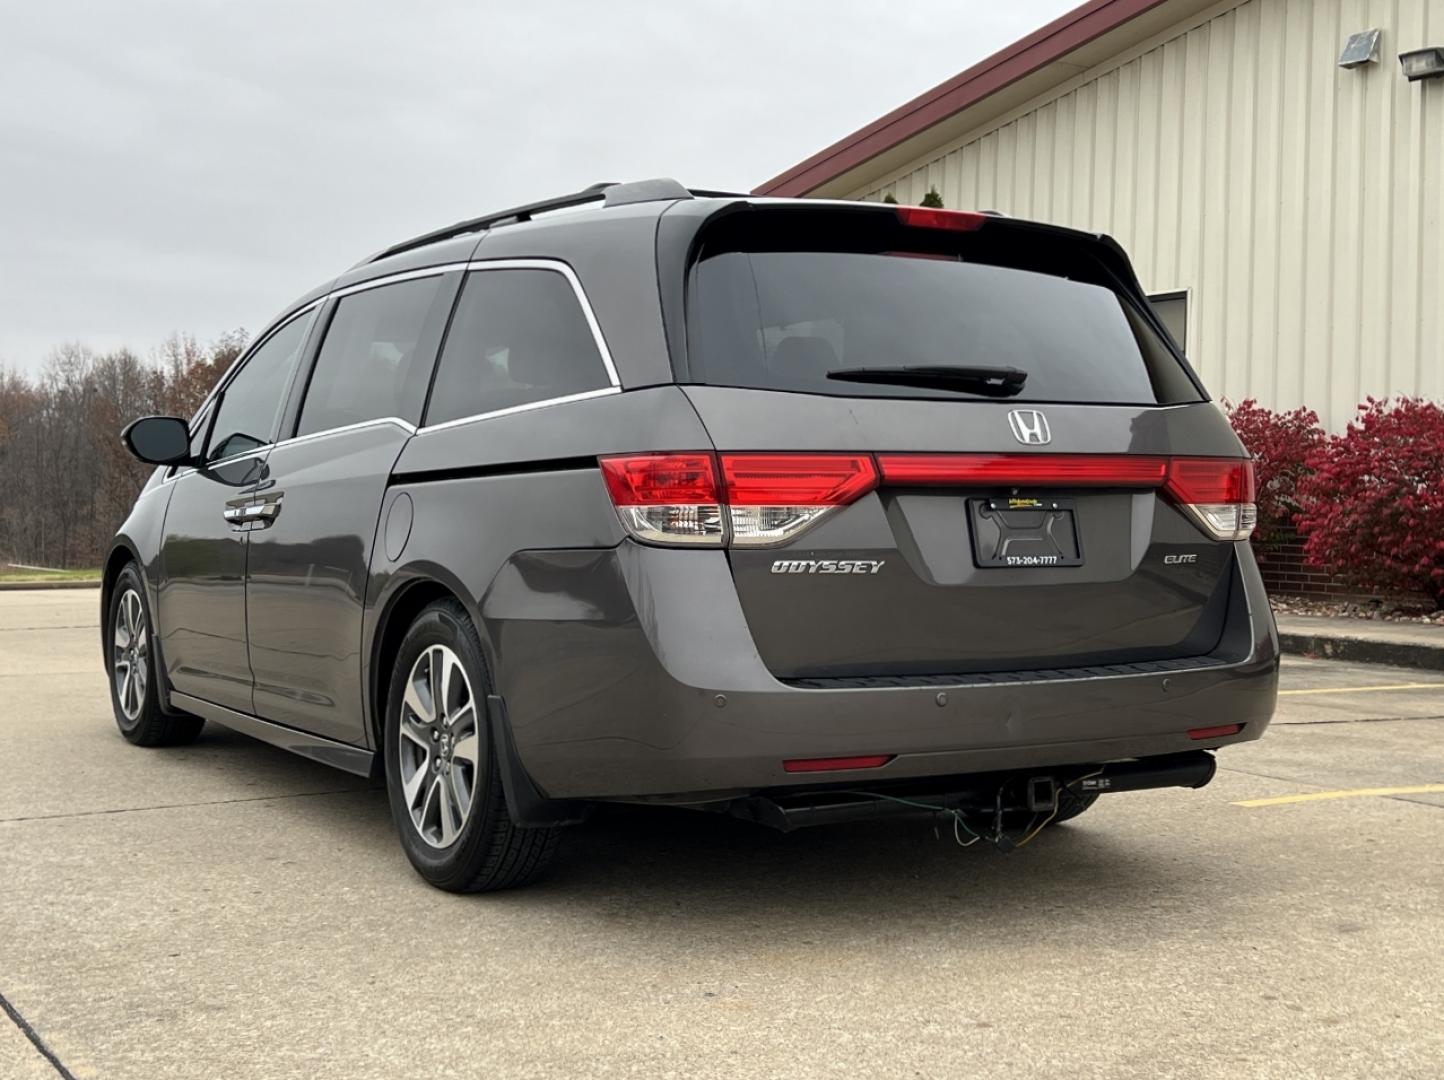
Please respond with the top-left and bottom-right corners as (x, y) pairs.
(398, 644), (480, 848)
(112, 588), (149, 724)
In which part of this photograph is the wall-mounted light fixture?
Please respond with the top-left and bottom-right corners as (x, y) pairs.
(1339, 29), (1381, 69)
(1399, 46), (1444, 81)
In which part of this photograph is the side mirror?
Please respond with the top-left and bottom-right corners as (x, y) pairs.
(121, 416), (193, 466)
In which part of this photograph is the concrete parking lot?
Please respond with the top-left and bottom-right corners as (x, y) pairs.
(2, 590), (1442, 1079)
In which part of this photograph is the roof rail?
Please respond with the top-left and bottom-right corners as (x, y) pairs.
(360, 177), (721, 266)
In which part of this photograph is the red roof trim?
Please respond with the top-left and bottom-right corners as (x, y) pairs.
(753, 0), (1170, 197)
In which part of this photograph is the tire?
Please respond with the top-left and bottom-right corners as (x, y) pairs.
(383, 599), (558, 893)
(106, 563), (205, 747)
(1049, 787), (1099, 825)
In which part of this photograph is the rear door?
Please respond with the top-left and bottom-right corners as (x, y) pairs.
(679, 209), (1251, 680)
(243, 269), (459, 743)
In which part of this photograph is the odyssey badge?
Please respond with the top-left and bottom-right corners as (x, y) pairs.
(770, 559), (885, 575)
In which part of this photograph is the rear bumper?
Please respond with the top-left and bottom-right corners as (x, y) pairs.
(482, 542), (1279, 802)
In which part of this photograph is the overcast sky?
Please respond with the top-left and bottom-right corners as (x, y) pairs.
(0, 0), (1077, 372)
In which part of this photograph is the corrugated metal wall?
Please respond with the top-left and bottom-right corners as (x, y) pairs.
(858, 0), (1444, 430)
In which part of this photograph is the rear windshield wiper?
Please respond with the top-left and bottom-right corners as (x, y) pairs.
(826, 364), (1028, 398)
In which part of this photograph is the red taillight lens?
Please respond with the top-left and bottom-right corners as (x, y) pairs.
(1165, 458), (1257, 504)
(783, 754), (894, 773)
(878, 453), (1169, 488)
(1164, 458), (1258, 541)
(721, 453), (878, 505)
(877, 452), (1255, 542)
(600, 452), (880, 547)
(895, 206), (987, 232)
(722, 453), (879, 548)
(598, 453), (725, 545)
(599, 453), (719, 505)
(600, 451), (1257, 547)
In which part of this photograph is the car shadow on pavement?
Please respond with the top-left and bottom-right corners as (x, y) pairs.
(538, 803), (1211, 937)
(532, 800), (1235, 952)
(470, 799), (1248, 958)
(199, 734), (1235, 947)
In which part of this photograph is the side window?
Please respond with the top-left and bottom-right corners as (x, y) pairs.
(296, 276), (444, 438)
(207, 312), (312, 463)
(425, 269), (612, 427)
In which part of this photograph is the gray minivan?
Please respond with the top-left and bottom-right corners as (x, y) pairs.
(105, 179), (1278, 891)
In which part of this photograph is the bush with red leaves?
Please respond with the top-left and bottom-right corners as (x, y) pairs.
(1294, 398), (1444, 607)
(1224, 399), (1324, 545)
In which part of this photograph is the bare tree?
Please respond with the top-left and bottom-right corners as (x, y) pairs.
(0, 329), (245, 568)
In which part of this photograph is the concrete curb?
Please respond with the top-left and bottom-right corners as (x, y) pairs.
(0, 581), (101, 592)
(1278, 631), (1444, 672)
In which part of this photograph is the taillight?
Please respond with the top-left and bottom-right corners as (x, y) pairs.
(877, 453), (1169, 488)
(722, 453), (878, 547)
(599, 452), (1256, 546)
(599, 452), (878, 547)
(878, 452), (1255, 542)
(1164, 458), (1258, 541)
(895, 206), (987, 232)
(598, 453), (725, 545)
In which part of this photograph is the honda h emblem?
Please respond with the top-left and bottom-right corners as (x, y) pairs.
(1007, 409), (1051, 446)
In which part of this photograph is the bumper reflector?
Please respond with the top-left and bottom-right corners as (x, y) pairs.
(1188, 723), (1243, 740)
(783, 754), (894, 773)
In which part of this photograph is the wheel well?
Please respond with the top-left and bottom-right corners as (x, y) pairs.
(101, 545), (137, 610)
(101, 544), (189, 713)
(371, 580), (463, 749)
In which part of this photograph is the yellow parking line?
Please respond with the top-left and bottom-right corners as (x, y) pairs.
(1234, 784), (1444, 807)
(1279, 683), (1444, 696)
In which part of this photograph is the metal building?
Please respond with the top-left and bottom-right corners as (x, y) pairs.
(756, 0), (1444, 430)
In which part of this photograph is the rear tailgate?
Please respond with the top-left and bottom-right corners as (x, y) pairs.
(685, 389), (1244, 679)
(670, 204), (1253, 681)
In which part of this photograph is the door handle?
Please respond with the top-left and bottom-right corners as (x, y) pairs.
(223, 493), (283, 529)
(222, 505), (275, 523)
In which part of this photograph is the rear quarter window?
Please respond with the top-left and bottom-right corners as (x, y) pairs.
(687, 248), (1201, 406)
(425, 268), (612, 427)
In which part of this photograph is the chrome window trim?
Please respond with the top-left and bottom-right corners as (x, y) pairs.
(160, 418), (411, 484)
(329, 262), (469, 301)
(271, 415), (418, 450)
(457, 258), (621, 388)
(188, 301), (322, 437)
(167, 301), (320, 486)
(167, 385), (624, 474)
(187, 264), (465, 429)
(169, 256), (623, 469)
(160, 442), (274, 487)
(416, 386), (620, 434)
(289, 266), (464, 443)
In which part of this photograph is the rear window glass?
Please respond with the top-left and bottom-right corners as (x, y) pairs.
(687, 250), (1200, 405)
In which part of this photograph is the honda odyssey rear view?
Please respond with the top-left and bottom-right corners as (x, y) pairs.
(104, 179), (1278, 891)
